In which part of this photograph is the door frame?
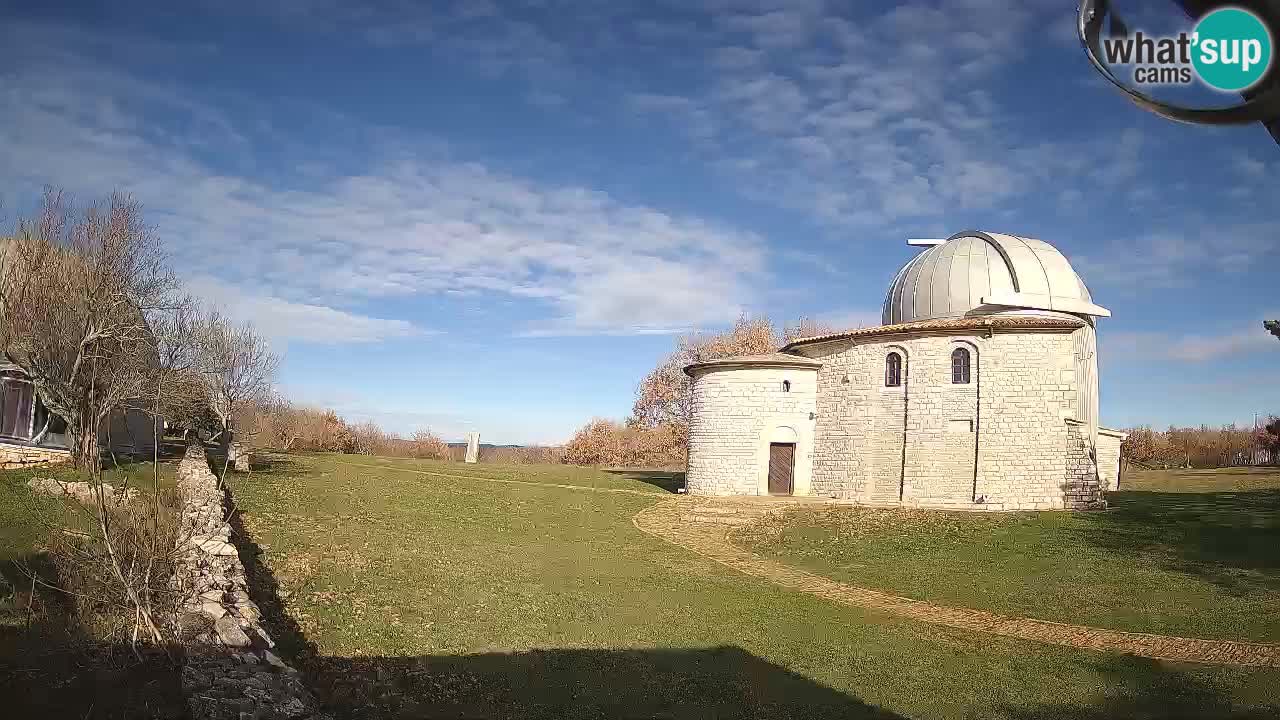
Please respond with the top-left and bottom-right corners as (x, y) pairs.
(767, 442), (796, 496)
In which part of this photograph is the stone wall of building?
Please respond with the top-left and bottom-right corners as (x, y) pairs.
(801, 328), (1087, 509)
(0, 442), (71, 469)
(173, 443), (329, 720)
(686, 366), (818, 495)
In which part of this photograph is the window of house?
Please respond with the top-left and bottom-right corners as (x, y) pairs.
(0, 378), (35, 439)
(782, 380), (791, 392)
(885, 352), (902, 387)
(951, 347), (972, 384)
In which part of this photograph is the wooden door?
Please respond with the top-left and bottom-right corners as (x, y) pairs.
(768, 443), (795, 495)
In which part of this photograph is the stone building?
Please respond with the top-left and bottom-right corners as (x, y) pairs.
(0, 362), (157, 469)
(684, 231), (1126, 510)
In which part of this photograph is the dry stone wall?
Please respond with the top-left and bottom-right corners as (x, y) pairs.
(174, 442), (329, 720)
(27, 477), (139, 505)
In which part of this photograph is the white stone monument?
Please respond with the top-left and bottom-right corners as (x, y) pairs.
(464, 432), (480, 463)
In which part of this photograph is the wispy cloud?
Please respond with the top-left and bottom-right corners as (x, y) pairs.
(1107, 320), (1278, 363)
(0, 33), (766, 337)
(184, 276), (425, 345)
(1076, 222), (1280, 288)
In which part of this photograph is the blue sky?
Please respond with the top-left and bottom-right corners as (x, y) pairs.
(1, 0), (1277, 444)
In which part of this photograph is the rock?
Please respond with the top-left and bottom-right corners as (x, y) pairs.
(201, 601), (228, 620)
(214, 616), (252, 648)
(254, 627), (275, 648)
(261, 650), (290, 671)
(278, 697), (309, 718)
(192, 536), (239, 556)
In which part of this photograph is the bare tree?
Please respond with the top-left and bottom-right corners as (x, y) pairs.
(0, 188), (177, 469)
(2, 190), (188, 653)
(196, 311), (278, 471)
(630, 315), (778, 439)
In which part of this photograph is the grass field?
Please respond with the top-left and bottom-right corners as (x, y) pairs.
(735, 466), (1280, 644)
(227, 454), (1280, 719)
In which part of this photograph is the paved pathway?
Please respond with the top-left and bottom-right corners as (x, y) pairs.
(633, 496), (1280, 668)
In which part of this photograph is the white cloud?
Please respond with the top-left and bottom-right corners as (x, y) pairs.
(1107, 320), (1279, 363)
(183, 276), (425, 344)
(0, 39), (766, 337)
(1076, 222), (1280, 288)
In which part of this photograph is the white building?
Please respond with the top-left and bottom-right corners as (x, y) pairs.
(684, 231), (1126, 510)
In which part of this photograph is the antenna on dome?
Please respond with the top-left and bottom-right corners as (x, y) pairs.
(906, 238), (946, 246)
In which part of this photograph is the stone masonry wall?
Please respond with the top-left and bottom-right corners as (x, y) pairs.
(686, 366), (817, 495)
(973, 331), (1080, 510)
(174, 442), (329, 720)
(803, 329), (1086, 509)
(0, 442), (71, 469)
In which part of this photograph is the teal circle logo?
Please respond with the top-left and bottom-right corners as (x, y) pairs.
(1191, 7), (1273, 91)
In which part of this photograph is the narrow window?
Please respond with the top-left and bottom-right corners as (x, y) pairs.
(885, 352), (902, 387)
(781, 380), (791, 392)
(951, 347), (971, 384)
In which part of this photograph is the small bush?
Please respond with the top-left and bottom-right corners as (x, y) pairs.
(562, 419), (684, 468)
(44, 490), (182, 643)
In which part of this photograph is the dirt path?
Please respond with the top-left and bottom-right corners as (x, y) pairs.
(633, 497), (1280, 668)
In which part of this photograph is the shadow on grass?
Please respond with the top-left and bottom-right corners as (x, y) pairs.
(604, 469), (685, 494)
(999, 655), (1279, 719)
(308, 646), (901, 719)
(0, 552), (185, 720)
(1076, 489), (1280, 595)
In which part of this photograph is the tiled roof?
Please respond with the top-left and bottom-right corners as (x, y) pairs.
(684, 352), (823, 376)
(781, 315), (1085, 351)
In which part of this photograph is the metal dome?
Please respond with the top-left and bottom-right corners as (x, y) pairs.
(882, 231), (1110, 326)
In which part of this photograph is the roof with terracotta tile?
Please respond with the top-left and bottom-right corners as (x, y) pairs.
(683, 352), (823, 376)
(781, 315), (1085, 352)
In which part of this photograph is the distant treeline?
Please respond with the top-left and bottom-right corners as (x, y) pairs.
(1122, 418), (1279, 469)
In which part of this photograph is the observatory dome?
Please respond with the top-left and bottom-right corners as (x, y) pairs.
(882, 231), (1109, 326)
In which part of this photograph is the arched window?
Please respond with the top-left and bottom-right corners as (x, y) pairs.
(951, 347), (971, 384)
(885, 352), (902, 387)
(781, 380), (791, 392)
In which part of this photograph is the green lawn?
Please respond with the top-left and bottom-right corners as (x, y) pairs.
(734, 466), (1280, 644)
(228, 454), (1280, 719)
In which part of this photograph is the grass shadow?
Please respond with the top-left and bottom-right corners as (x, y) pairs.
(307, 646), (903, 719)
(1074, 489), (1280, 595)
(0, 551), (185, 719)
(997, 654), (1279, 719)
(603, 468), (685, 493)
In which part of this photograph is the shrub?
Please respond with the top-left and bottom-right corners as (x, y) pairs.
(562, 419), (685, 468)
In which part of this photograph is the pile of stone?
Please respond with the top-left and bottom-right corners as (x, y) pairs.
(173, 442), (329, 720)
(26, 477), (139, 505)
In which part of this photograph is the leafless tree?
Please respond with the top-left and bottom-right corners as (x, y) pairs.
(195, 311), (278, 472)
(1, 189), (186, 652)
(0, 188), (176, 468)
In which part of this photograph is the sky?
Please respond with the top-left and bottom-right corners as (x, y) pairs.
(1, 0), (1277, 444)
